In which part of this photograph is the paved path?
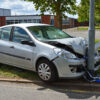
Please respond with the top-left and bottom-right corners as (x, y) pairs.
(63, 29), (100, 39)
(0, 81), (100, 100)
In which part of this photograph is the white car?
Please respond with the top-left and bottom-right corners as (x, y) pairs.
(0, 23), (100, 82)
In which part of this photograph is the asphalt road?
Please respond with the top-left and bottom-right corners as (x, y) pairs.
(63, 29), (100, 39)
(0, 81), (100, 100)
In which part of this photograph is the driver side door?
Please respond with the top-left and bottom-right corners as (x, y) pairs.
(9, 27), (35, 70)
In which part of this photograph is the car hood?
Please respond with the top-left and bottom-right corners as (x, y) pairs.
(44, 37), (88, 56)
(54, 37), (87, 55)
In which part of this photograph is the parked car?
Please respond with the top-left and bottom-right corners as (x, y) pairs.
(0, 23), (100, 82)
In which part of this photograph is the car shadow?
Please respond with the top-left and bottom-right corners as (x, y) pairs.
(32, 79), (100, 99)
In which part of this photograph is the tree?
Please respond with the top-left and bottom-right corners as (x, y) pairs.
(77, 0), (100, 25)
(24, 0), (77, 29)
(95, 0), (100, 25)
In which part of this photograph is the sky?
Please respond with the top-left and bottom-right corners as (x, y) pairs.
(0, 0), (80, 18)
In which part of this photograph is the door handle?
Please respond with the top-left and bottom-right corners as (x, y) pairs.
(10, 46), (15, 49)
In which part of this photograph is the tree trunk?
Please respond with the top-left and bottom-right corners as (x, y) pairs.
(56, 12), (62, 30)
(56, 0), (62, 30)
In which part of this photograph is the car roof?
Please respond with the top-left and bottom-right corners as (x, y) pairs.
(0, 23), (50, 28)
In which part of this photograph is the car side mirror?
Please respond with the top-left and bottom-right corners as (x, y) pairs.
(21, 40), (36, 46)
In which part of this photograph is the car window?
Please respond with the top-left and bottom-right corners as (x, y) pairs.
(13, 27), (31, 43)
(0, 27), (12, 41)
(27, 26), (71, 41)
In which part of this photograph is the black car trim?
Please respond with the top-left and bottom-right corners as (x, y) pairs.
(10, 26), (14, 41)
(0, 52), (31, 61)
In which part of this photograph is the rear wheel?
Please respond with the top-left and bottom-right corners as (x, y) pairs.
(37, 59), (58, 82)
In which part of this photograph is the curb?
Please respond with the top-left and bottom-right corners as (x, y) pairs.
(0, 78), (40, 83)
(0, 78), (100, 88)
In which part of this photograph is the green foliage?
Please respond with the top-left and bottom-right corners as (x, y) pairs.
(77, 0), (89, 22)
(77, 0), (100, 24)
(24, 0), (77, 29)
(24, 0), (76, 15)
(95, 0), (100, 25)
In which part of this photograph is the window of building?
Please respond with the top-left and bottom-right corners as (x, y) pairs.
(24, 20), (27, 23)
(32, 19), (36, 23)
(36, 19), (41, 23)
(28, 19), (31, 23)
(39, 19), (41, 23)
(50, 19), (54, 25)
(62, 18), (70, 25)
(0, 28), (2, 38)
(15, 20), (19, 24)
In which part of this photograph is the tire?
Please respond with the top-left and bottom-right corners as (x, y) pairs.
(37, 59), (58, 82)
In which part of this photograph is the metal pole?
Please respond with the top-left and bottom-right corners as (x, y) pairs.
(88, 0), (95, 71)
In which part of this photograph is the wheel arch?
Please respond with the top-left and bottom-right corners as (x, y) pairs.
(35, 57), (59, 77)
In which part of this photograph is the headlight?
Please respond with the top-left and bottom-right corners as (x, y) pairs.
(53, 48), (77, 59)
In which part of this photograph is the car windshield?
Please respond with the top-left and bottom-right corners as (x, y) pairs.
(27, 26), (71, 41)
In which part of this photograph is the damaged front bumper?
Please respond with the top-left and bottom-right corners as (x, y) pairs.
(53, 55), (100, 78)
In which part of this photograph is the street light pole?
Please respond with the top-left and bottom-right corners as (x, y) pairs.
(88, 0), (95, 71)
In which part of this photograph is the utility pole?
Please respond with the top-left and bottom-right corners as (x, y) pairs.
(88, 0), (95, 72)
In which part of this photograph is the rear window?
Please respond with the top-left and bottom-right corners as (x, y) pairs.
(0, 27), (12, 41)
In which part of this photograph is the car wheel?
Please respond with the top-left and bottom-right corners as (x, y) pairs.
(37, 59), (58, 82)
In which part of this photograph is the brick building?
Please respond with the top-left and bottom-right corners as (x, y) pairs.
(0, 8), (11, 26)
(0, 8), (88, 28)
(0, 14), (75, 28)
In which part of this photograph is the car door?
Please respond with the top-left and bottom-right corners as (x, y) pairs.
(0, 26), (14, 64)
(7, 26), (35, 70)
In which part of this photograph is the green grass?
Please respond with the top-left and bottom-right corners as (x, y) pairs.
(95, 39), (100, 43)
(0, 64), (39, 80)
(77, 26), (100, 31)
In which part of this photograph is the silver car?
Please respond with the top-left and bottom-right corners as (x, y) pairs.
(0, 23), (100, 82)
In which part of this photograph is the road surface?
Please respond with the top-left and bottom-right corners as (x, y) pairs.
(63, 29), (100, 39)
(0, 81), (100, 100)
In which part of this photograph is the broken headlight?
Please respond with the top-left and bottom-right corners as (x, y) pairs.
(53, 48), (77, 59)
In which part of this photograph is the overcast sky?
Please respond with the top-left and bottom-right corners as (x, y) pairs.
(0, 0), (80, 18)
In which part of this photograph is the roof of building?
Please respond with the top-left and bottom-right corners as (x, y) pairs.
(0, 8), (11, 10)
(6, 14), (54, 17)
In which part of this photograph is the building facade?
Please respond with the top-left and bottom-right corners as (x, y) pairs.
(6, 15), (42, 25)
(0, 14), (75, 28)
(0, 8), (88, 28)
(0, 8), (11, 26)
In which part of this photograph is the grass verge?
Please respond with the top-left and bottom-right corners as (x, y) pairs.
(95, 39), (100, 43)
(0, 64), (39, 80)
(77, 26), (100, 31)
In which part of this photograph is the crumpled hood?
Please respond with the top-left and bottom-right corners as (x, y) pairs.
(53, 37), (88, 55)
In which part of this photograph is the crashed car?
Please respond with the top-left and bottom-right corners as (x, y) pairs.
(0, 23), (100, 82)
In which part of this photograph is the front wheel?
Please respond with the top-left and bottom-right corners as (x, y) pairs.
(37, 59), (58, 82)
